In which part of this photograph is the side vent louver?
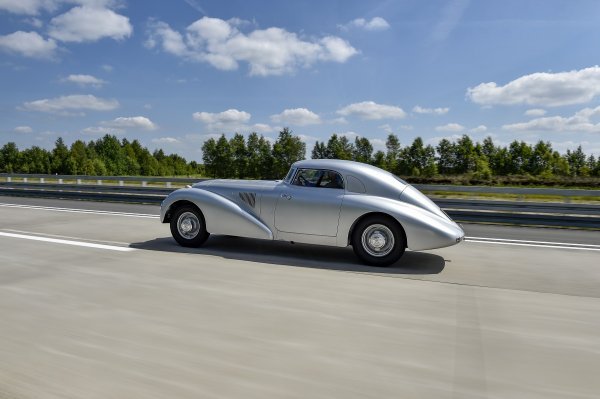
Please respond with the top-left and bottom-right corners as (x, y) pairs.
(238, 192), (256, 208)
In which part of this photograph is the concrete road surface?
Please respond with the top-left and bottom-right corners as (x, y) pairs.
(0, 198), (599, 399)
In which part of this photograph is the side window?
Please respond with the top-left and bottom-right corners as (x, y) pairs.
(292, 169), (321, 187)
(292, 169), (344, 189)
(317, 170), (344, 189)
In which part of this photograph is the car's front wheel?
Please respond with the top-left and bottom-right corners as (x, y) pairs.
(352, 215), (406, 266)
(170, 205), (210, 247)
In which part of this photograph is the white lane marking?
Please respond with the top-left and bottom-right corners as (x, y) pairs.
(3, 229), (131, 246)
(0, 232), (135, 252)
(467, 236), (600, 249)
(0, 203), (158, 218)
(465, 239), (600, 251)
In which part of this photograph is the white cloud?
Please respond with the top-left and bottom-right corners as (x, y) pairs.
(379, 123), (393, 133)
(337, 101), (406, 120)
(82, 126), (122, 135)
(101, 64), (113, 72)
(49, 6), (132, 43)
(14, 125), (33, 133)
(470, 125), (488, 133)
(0, 31), (57, 59)
(23, 17), (44, 28)
(0, 0), (60, 15)
(412, 105), (449, 115)
(103, 116), (157, 130)
(467, 66), (600, 107)
(62, 73), (106, 87)
(524, 108), (547, 117)
(23, 94), (119, 114)
(270, 108), (321, 126)
(251, 123), (274, 133)
(503, 106), (600, 133)
(435, 123), (465, 132)
(152, 137), (180, 144)
(193, 109), (251, 124)
(340, 17), (390, 31)
(146, 17), (358, 76)
(193, 108), (253, 132)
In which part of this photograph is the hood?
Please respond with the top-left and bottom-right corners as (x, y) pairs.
(193, 179), (280, 191)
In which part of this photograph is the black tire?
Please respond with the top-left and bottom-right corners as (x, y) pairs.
(351, 215), (406, 266)
(170, 205), (210, 247)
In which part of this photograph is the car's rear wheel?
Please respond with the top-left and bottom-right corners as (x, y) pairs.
(352, 215), (406, 266)
(170, 205), (210, 247)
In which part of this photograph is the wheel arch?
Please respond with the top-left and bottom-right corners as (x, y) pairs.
(163, 200), (202, 224)
(347, 212), (407, 247)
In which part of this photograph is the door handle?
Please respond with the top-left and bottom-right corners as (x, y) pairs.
(281, 193), (292, 200)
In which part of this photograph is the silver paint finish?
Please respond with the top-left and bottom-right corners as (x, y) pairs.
(161, 159), (464, 252)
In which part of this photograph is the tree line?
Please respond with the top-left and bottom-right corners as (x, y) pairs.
(203, 130), (600, 179)
(0, 135), (201, 176)
(1, 129), (599, 179)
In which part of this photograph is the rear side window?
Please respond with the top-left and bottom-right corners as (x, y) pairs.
(292, 169), (344, 189)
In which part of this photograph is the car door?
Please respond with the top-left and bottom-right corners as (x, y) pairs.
(274, 168), (344, 237)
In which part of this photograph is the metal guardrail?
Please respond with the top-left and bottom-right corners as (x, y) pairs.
(414, 184), (600, 198)
(0, 173), (204, 187)
(1, 173), (598, 197)
(0, 174), (599, 228)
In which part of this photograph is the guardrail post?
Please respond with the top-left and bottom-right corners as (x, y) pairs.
(166, 182), (172, 188)
(119, 180), (124, 187)
(7, 177), (11, 183)
(142, 181), (147, 187)
(58, 178), (63, 184)
(76, 179), (81, 185)
(40, 178), (45, 183)
(23, 177), (28, 183)
(97, 179), (102, 186)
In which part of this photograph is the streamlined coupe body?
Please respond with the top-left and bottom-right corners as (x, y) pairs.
(160, 159), (464, 266)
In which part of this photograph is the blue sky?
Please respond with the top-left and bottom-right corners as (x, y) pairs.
(1, 0), (600, 161)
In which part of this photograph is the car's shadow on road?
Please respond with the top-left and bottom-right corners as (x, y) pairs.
(130, 235), (445, 275)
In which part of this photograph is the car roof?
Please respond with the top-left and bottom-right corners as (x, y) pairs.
(293, 159), (390, 177)
(291, 159), (407, 189)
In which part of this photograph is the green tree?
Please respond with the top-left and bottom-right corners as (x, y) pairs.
(201, 138), (218, 178)
(0, 142), (20, 173)
(272, 127), (305, 178)
(454, 135), (477, 173)
(230, 133), (248, 178)
(51, 137), (70, 174)
(311, 141), (328, 159)
(325, 134), (353, 160)
(246, 132), (262, 178)
(214, 134), (233, 178)
(566, 146), (587, 176)
(352, 137), (373, 164)
(258, 135), (274, 179)
(385, 134), (401, 172)
(436, 138), (456, 174)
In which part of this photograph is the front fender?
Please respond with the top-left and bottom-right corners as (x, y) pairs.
(161, 188), (273, 240)
(338, 194), (464, 251)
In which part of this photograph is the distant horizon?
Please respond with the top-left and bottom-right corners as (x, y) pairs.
(2, 0), (600, 162)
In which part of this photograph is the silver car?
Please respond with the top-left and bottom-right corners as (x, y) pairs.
(161, 159), (464, 266)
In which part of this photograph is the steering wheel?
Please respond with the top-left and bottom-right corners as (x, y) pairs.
(298, 175), (308, 186)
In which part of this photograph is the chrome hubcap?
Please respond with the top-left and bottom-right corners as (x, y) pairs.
(177, 212), (201, 240)
(361, 224), (394, 257)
